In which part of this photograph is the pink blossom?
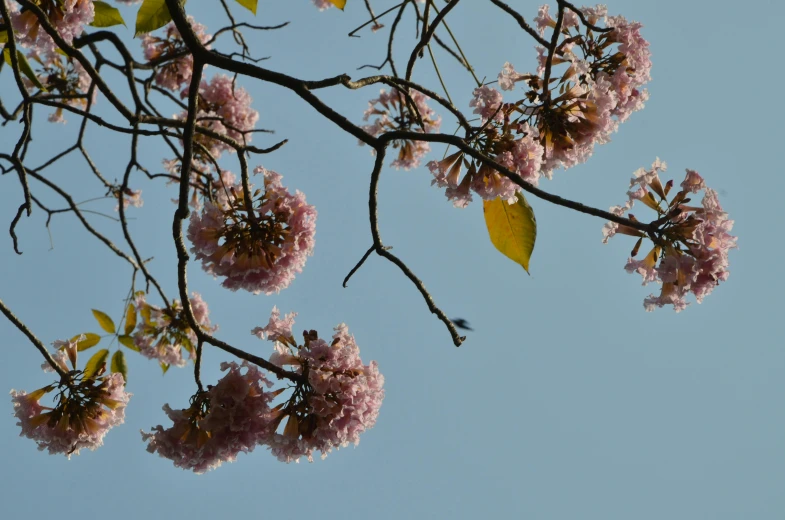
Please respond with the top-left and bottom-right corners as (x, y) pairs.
(255, 311), (385, 463)
(142, 361), (275, 473)
(312, 0), (335, 10)
(113, 188), (143, 211)
(11, 366), (130, 458)
(251, 306), (297, 344)
(142, 17), (211, 92)
(469, 85), (504, 124)
(498, 62), (527, 91)
(21, 50), (94, 123)
(188, 167), (317, 294)
(177, 74), (259, 160)
(11, 0), (94, 52)
(132, 292), (217, 368)
(603, 163), (737, 311)
(428, 125), (544, 208)
(360, 88), (442, 170)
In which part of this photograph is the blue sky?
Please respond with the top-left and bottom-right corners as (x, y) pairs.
(1, 1), (783, 518)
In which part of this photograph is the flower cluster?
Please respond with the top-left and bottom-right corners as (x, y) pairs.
(361, 88), (442, 170)
(431, 4), (651, 208)
(253, 308), (385, 463)
(11, 338), (130, 457)
(10, 0), (94, 52)
(142, 17), (211, 92)
(312, 0), (336, 10)
(142, 310), (383, 471)
(428, 123), (544, 208)
(176, 74), (259, 161)
(603, 160), (737, 311)
(24, 50), (94, 123)
(142, 361), (275, 473)
(187, 167), (317, 295)
(132, 292), (217, 369)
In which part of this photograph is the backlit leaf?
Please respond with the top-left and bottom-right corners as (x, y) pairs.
(83, 349), (109, 380)
(118, 335), (140, 352)
(329, 0), (347, 9)
(124, 304), (136, 335)
(483, 194), (537, 273)
(233, 0), (257, 14)
(135, 0), (186, 36)
(71, 332), (101, 351)
(111, 350), (128, 382)
(90, 1), (126, 28)
(92, 309), (116, 334)
(3, 49), (46, 91)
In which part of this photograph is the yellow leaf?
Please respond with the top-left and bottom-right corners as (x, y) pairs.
(92, 309), (116, 334)
(483, 194), (537, 273)
(111, 350), (128, 383)
(83, 349), (109, 380)
(124, 304), (137, 335)
(3, 49), (47, 91)
(135, 0), (186, 36)
(329, 0), (347, 9)
(233, 0), (258, 14)
(90, 1), (126, 28)
(118, 335), (140, 352)
(71, 333), (101, 351)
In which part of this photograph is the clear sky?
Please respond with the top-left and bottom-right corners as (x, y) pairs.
(1, 1), (783, 518)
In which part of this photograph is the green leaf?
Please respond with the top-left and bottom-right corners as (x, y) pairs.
(92, 309), (116, 334)
(124, 303), (137, 335)
(2, 49), (46, 91)
(83, 349), (109, 380)
(329, 0), (347, 9)
(135, 0), (186, 36)
(90, 1), (126, 28)
(71, 332), (101, 351)
(160, 362), (170, 375)
(233, 0), (257, 15)
(483, 193), (537, 273)
(0, 31), (8, 44)
(118, 335), (140, 352)
(111, 350), (128, 382)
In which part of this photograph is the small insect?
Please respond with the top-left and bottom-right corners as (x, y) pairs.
(451, 318), (473, 331)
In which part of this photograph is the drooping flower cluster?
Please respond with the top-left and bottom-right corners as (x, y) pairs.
(187, 167), (317, 295)
(11, 337), (130, 457)
(431, 4), (651, 208)
(141, 17), (211, 92)
(111, 186), (143, 211)
(361, 88), (442, 170)
(176, 74), (259, 161)
(253, 308), (385, 463)
(513, 4), (651, 173)
(9, 0), (94, 52)
(603, 160), (737, 311)
(311, 0), (336, 10)
(23, 50), (94, 123)
(428, 123), (544, 208)
(142, 361), (275, 473)
(132, 292), (217, 369)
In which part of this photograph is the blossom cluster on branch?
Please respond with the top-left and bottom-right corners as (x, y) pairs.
(0, 0), (737, 474)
